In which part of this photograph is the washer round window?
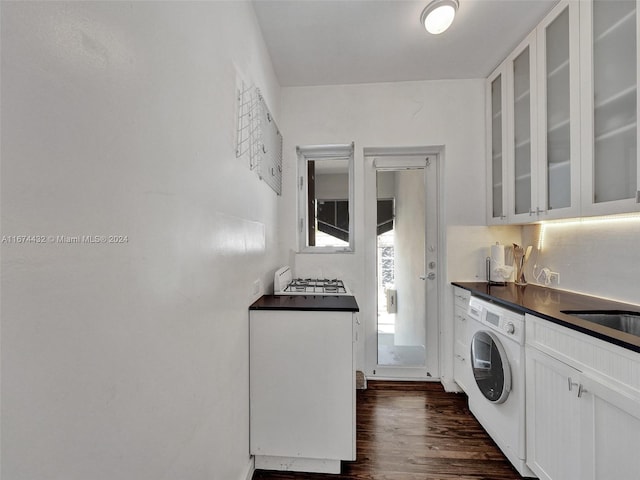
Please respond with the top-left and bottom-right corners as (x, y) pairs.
(470, 331), (511, 403)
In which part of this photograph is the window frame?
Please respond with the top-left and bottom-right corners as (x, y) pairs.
(296, 143), (355, 253)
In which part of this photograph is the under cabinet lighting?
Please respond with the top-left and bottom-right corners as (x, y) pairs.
(538, 213), (640, 251)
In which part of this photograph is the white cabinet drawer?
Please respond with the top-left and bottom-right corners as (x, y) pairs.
(525, 313), (640, 393)
(453, 287), (470, 309)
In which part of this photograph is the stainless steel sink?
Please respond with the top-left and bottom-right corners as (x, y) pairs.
(561, 310), (640, 337)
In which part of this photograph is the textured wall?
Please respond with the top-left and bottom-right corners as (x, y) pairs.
(1, 2), (280, 479)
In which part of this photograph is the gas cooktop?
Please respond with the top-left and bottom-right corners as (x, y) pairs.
(274, 266), (351, 296)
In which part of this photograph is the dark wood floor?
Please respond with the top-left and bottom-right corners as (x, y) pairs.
(253, 381), (523, 480)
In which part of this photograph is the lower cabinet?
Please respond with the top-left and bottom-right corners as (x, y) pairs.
(249, 309), (356, 474)
(525, 346), (583, 480)
(452, 287), (471, 392)
(525, 314), (640, 480)
(579, 373), (640, 480)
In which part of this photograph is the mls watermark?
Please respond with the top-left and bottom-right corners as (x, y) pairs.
(1, 235), (129, 245)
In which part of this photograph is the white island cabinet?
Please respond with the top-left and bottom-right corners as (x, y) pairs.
(249, 296), (358, 474)
(525, 314), (640, 480)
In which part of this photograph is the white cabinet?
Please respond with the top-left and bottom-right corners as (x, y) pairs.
(579, 371), (640, 480)
(525, 314), (640, 480)
(487, 0), (640, 222)
(488, 32), (539, 224)
(452, 287), (471, 391)
(526, 346), (583, 480)
(535, 0), (582, 220)
(487, 67), (508, 224)
(580, 0), (640, 216)
(487, 32), (538, 225)
(487, 1), (582, 224)
(249, 309), (355, 474)
(509, 33), (539, 223)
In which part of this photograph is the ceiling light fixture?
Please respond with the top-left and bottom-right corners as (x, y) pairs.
(420, 0), (459, 35)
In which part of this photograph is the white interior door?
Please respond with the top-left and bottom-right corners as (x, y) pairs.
(364, 150), (440, 380)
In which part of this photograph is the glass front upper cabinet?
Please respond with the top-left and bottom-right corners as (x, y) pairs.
(487, 69), (507, 224)
(508, 31), (538, 223)
(513, 46), (533, 216)
(581, 0), (640, 215)
(537, 0), (581, 220)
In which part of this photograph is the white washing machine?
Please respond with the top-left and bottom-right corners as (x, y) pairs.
(466, 297), (535, 478)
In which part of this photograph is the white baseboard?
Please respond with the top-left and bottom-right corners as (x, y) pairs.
(441, 378), (463, 393)
(241, 456), (255, 480)
(254, 455), (341, 474)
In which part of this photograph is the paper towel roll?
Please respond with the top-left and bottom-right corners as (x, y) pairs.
(489, 243), (504, 282)
(491, 243), (505, 269)
(490, 243), (513, 281)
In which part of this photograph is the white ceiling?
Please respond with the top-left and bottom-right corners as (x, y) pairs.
(252, 0), (559, 87)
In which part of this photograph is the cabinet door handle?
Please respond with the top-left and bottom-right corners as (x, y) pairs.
(568, 377), (579, 392)
(455, 354), (465, 361)
(577, 384), (587, 398)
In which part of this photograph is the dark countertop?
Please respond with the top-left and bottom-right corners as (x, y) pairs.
(452, 282), (640, 353)
(250, 294), (359, 312)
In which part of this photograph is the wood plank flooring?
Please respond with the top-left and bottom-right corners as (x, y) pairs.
(252, 381), (524, 480)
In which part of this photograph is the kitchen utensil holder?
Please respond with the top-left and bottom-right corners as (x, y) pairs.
(515, 256), (527, 285)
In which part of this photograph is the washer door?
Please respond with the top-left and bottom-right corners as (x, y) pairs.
(470, 330), (511, 404)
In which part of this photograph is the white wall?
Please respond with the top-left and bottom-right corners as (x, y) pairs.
(279, 79), (488, 379)
(1, 2), (280, 479)
(447, 226), (523, 282)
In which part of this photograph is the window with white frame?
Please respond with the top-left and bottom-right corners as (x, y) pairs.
(296, 143), (354, 253)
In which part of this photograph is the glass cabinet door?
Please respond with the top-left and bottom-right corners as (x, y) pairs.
(538, 1), (581, 219)
(509, 38), (537, 222)
(581, 0), (639, 215)
(545, 7), (571, 210)
(512, 44), (535, 218)
(488, 70), (507, 223)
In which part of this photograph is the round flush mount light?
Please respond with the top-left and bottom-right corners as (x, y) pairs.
(420, 0), (459, 35)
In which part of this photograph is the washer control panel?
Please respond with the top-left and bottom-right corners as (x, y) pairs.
(468, 296), (525, 344)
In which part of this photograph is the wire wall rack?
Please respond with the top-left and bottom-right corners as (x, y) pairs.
(236, 82), (282, 195)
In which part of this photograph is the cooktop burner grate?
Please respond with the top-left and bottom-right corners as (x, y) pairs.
(283, 278), (348, 295)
